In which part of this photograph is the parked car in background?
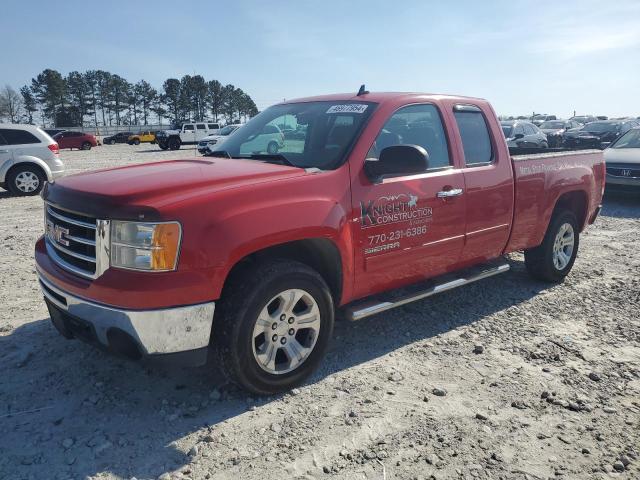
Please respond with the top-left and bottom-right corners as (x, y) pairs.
(0, 124), (65, 196)
(564, 120), (640, 150)
(569, 115), (597, 125)
(103, 132), (133, 145)
(501, 120), (548, 148)
(596, 116), (608, 121)
(44, 128), (66, 137)
(127, 131), (156, 145)
(197, 124), (242, 154)
(53, 131), (97, 150)
(539, 120), (582, 147)
(531, 114), (557, 126)
(604, 127), (640, 191)
(156, 122), (222, 150)
(238, 123), (285, 154)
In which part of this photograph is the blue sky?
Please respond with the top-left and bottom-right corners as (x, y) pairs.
(2, 0), (639, 118)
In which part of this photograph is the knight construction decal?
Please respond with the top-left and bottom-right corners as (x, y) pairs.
(360, 193), (432, 255)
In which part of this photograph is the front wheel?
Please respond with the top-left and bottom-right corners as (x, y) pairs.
(158, 141), (168, 150)
(7, 165), (45, 196)
(134, 139), (140, 145)
(524, 210), (579, 282)
(212, 260), (334, 395)
(109, 139), (116, 145)
(81, 141), (92, 150)
(168, 137), (181, 150)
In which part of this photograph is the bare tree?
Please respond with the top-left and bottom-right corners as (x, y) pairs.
(0, 85), (23, 123)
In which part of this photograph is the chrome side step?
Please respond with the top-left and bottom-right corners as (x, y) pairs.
(345, 260), (510, 321)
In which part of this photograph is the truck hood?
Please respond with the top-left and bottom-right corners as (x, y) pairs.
(604, 148), (640, 164)
(44, 158), (306, 220)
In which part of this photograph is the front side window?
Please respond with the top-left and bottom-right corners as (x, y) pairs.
(184, 124), (194, 131)
(453, 107), (493, 166)
(366, 104), (451, 170)
(0, 128), (40, 145)
(212, 101), (376, 169)
(196, 124), (206, 130)
(208, 124), (219, 130)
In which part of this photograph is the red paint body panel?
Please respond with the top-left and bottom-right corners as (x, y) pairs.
(37, 92), (605, 311)
(54, 132), (98, 150)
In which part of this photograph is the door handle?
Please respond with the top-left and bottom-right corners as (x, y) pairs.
(437, 188), (463, 198)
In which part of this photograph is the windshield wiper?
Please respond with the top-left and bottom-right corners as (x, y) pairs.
(244, 153), (298, 168)
(209, 150), (231, 158)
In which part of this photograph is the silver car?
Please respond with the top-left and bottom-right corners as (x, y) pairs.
(0, 124), (65, 196)
(604, 127), (640, 191)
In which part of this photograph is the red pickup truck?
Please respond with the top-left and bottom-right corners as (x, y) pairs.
(35, 91), (605, 394)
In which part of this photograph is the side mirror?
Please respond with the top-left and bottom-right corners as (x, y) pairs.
(364, 145), (429, 183)
(514, 133), (525, 139)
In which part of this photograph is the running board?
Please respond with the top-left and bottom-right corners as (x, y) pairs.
(345, 259), (510, 321)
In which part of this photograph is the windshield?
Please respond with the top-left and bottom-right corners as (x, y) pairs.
(540, 121), (564, 129)
(218, 125), (237, 136)
(211, 101), (376, 169)
(501, 125), (513, 137)
(611, 129), (640, 149)
(584, 122), (618, 133)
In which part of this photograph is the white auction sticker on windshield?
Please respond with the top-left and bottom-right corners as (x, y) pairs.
(326, 104), (368, 114)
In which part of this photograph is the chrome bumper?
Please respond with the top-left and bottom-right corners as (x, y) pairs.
(37, 272), (215, 355)
(606, 174), (640, 187)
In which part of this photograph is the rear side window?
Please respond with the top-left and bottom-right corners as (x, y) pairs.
(0, 128), (40, 145)
(367, 103), (451, 170)
(208, 124), (219, 130)
(196, 124), (206, 130)
(453, 106), (493, 166)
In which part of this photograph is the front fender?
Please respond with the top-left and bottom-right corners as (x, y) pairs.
(1, 155), (54, 182)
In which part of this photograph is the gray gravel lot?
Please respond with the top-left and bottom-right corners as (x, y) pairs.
(1, 145), (639, 480)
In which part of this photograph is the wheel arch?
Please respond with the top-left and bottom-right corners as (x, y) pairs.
(222, 238), (343, 305)
(5, 158), (52, 182)
(552, 189), (588, 231)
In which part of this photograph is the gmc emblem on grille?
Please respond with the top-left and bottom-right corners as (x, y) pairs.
(621, 169), (632, 177)
(46, 220), (70, 246)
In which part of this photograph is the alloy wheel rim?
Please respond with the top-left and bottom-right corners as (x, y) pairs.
(252, 288), (321, 375)
(552, 223), (574, 270)
(15, 172), (40, 193)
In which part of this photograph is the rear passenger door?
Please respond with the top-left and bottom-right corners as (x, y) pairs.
(451, 104), (513, 264)
(0, 131), (13, 170)
(351, 103), (467, 296)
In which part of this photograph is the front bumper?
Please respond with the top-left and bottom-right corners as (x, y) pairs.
(38, 271), (215, 365)
(606, 174), (640, 188)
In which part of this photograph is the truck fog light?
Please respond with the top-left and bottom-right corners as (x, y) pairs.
(111, 221), (182, 271)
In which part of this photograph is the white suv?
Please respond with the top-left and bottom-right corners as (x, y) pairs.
(0, 124), (65, 196)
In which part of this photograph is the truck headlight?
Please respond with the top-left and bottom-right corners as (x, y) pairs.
(110, 221), (182, 271)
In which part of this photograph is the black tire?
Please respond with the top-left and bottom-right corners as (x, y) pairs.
(7, 164), (45, 196)
(267, 141), (279, 154)
(109, 139), (116, 145)
(134, 139), (140, 145)
(212, 259), (334, 395)
(158, 141), (168, 150)
(81, 141), (92, 150)
(168, 137), (181, 150)
(524, 210), (579, 283)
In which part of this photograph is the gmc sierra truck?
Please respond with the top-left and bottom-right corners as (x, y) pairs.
(35, 91), (605, 394)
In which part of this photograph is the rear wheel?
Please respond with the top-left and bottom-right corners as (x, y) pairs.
(212, 260), (334, 395)
(7, 165), (45, 196)
(525, 210), (579, 282)
(81, 141), (92, 150)
(267, 141), (279, 154)
(109, 139), (116, 145)
(134, 139), (140, 145)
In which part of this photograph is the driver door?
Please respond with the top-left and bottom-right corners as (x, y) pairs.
(350, 103), (466, 297)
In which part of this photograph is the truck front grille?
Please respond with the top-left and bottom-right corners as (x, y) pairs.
(44, 203), (110, 279)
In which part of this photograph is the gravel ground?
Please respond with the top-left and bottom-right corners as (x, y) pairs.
(1, 144), (639, 480)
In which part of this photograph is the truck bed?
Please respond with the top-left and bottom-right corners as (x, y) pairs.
(505, 149), (605, 253)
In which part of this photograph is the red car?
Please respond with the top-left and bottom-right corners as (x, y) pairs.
(53, 131), (98, 150)
(35, 90), (605, 394)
